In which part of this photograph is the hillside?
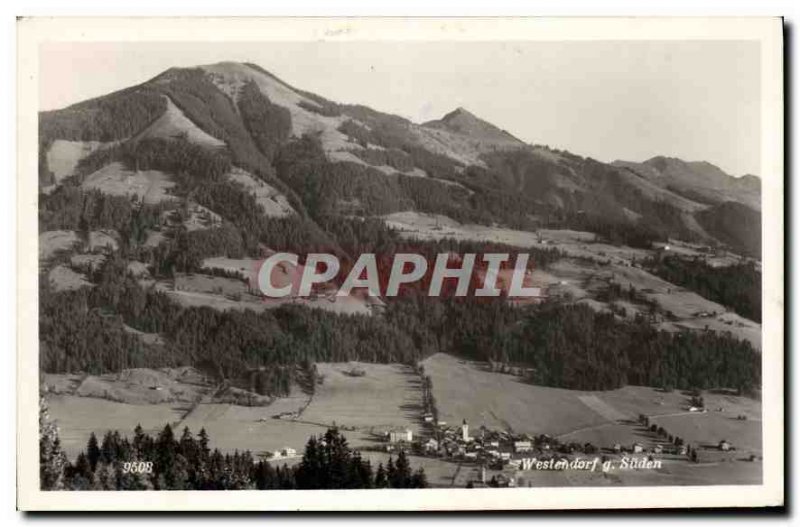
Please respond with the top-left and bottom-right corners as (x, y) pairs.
(613, 156), (761, 211)
(39, 61), (761, 257)
(37, 59), (765, 493)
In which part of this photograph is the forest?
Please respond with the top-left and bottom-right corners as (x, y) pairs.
(40, 252), (761, 395)
(40, 402), (427, 491)
(646, 255), (762, 322)
(38, 69), (761, 401)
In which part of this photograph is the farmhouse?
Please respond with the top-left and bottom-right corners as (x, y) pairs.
(632, 442), (644, 453)
(718, 440), (731, 451)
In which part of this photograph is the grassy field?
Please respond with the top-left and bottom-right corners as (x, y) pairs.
(423, 353), (609, 436)
(45, 361), (426, 461)
(228, 167), (295, 218)
(650, 412), (762, 453)
(45, 394), (186, 460)
(177, 403), (321, 457)
(423, 353), (761, 449)
(383, 212), (650, 265)
(82, 162), (176, 204)
(135, 97), (225, 148)
(47, 265), (91, 291)
(39, 230), (80, 260)
(301, 362), (424, 447)
(45, 139), (108, 183)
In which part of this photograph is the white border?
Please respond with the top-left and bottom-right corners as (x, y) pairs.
(16, 17), (784, 511)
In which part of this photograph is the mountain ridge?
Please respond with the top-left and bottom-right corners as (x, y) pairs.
(38, 60), (762, 256)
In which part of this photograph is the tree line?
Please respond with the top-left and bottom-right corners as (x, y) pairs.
(41, 399), (427, 491)
(646, 255), (761, 322)
(40, 255), (761, 395)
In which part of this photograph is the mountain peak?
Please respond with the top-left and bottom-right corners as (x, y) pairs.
(443, 106), (475, 119)
(423, 107), (522, 146)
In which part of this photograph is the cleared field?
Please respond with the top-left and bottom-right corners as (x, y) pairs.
(577, 395), (628, 421)
(82, 162), (176, 204)
(88, 230), (119, 252)
(423, 354), (762, 445)
(178, 404), (322, 457)
(47, 265), (91, 291)
(122, 324), (164, 345)
(651, 413), (762, 453)
(182, 203), (222, 232)
(44, 368), (210, 405)
(126, 260), (150, 277)
(45, 139), (107, 183)
(174, 273), (250, 296)
(70, 253), (106, 273)
(45, 394), (185, 460)
(301, 363), (424, 446)
(383, 211), (650, 264)
(196, 257), (375, 315)
(143, 230), (167, 248)
(422, 353), (609, 436)
(39, 230), (80, 260)
(134, 97), (225, 148)
(228, 167), (295, 218)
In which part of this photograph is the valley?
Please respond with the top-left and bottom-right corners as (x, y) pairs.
(36, 59), (763, 490)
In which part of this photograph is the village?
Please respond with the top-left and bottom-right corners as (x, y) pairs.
(363, 404), (752, 488)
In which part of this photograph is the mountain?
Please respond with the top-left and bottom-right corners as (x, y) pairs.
(613, 156), (761, 211)
(38, 61), (761, 256)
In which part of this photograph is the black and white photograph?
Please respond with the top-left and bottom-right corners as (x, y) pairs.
(15, 17), (784, 511)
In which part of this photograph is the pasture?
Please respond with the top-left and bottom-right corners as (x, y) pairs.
(45, 394), (185, 460)
(82, 162), (176, 204)
(301, 362), (424, 447)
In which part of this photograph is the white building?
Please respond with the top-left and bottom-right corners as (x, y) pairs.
(389, 428), (413, 443)
(461, 419), (470, 442)
(282, 447), (297, 457)
(514, 441), (533, 453)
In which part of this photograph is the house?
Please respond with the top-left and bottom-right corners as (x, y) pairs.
(514, 441), (532, 453)
(464, 452), (478, 461)
(488, 440), (500, 448)
(423, 414), (434, 423)
(632, 443), (644, 453)
(718, 440), (731, 451)
(653, 444), (663, 454)
(281, 447), (297, 458)
(612, 443), (622, 453)
(424, 438), (439, 452)
(500, 452), (511, 461)
(389, 428), (413, 443)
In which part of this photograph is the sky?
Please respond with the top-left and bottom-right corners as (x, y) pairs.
(40, 40), (761, 176)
